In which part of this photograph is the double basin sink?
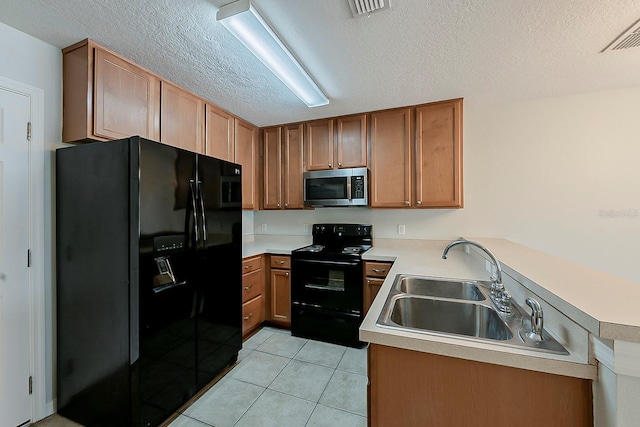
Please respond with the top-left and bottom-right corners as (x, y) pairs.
(376, 275), (569, 355)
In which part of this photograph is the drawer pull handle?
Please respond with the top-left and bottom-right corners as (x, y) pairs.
(243, 286), (252, 291)
(366, 279), (371, 285)
(244, 265), (251, 269)
(279, 260), (286, 264)
(372, 268), (386, 273)
(243, 313), (253, 321)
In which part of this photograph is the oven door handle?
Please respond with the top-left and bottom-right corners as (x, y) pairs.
(294, 258), (361, 267)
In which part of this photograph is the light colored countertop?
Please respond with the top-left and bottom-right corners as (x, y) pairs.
(242, 234), (311, 258)
(360, 238), (611, 379)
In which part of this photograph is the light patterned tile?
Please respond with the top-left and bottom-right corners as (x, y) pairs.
(184, 378), (264, 427)
(268, 360), (334, 402)
(294, 340), (347, 368)
(306, 404), (367, 427)
(243, 328), (275, 350)
(229, 350), (289, 387)
(256, 332), (307, 358)
(167, 414), (212, 427)
(234, 389), (315, 427)
(336, 346), (368, 375)
(319, 370), (368, 416)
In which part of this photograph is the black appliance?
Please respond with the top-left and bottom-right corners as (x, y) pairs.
(291, 224), (372, 347)
(56, 137), (242, 427)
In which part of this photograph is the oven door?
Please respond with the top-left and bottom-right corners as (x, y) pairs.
(291, 258), (363, 313)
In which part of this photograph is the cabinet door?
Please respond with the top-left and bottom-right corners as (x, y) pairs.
(270, 269), (291, 325)
(263, 127), (282, 209)
(336, 114), (367, 168)
(364, 278), (384, 316)
(235, 119), (260, 210)
(160, 81), (204, 153)
(415, 99), (463, 208)
(370, 108), (413, 208)
(94, 47), (160, 141)
(305, 119), (334, 171)
(283, 124), (304, 209)
(205, 104), (235, 162)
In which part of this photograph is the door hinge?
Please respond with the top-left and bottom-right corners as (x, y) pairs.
(27, 122), (31, 141)
(27, 249), (31, 267)
(29, 376), (33, 394)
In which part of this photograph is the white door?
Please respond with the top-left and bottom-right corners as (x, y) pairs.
(0, 87), (31, 426)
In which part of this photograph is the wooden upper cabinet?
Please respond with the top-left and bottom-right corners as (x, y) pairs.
(205, 104), (235, 162)
(63, 40), (160, 143)
(263, 127), (283, 210)
(336, 114), (367, 168)
(305, 119), (334, 171)
(415, 99), (463, 208)
(369, 108), (413, 208)
(160, 81), (204, 153)
(235, 119), (260, 210)
(283, 124), (305, 209)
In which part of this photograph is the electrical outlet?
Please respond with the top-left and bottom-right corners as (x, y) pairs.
(303, 223), (310, 233)
(398, 224), (406, 235)
(261, 223), (268, 232)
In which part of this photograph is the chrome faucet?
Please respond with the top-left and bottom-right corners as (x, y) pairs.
(442, 239), (512, 315)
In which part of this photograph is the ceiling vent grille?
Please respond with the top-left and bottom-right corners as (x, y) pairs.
(348, 0), (391, 18)
(602, 18), (640, 52)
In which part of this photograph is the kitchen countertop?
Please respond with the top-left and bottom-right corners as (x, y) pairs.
(242, 234), (311, 258)
(360, 238), (610, 379)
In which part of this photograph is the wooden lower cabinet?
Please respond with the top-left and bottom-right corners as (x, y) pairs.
(242, 255), (264, 338)
(268, 255), (291, 327)
(364, 261), (393, 315)
(368, 344), (593, 427)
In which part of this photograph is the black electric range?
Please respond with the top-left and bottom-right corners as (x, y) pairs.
(291, 224), (372, 348)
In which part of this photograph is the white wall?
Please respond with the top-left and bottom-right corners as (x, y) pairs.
(255, 86), (640, 284)
(0, 22), (62, 407)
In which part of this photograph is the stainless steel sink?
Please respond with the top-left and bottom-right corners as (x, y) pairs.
(396, 276), (485, 301)
(376, 274), (570, 355)
(389, 296), (512, 340)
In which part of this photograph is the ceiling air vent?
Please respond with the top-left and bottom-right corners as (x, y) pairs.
(348, 0), (391, 18)
(602, 18), (640, 52)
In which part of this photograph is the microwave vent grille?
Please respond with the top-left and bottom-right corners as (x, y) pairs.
(602, 18), (640, 52)
(347, 0), (391, 18)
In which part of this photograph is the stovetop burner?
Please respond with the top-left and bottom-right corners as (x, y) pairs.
(342, 245), (372, 255)
(297, 244), (325, 253)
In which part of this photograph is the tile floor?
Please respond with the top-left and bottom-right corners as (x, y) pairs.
(171, 326), (368, 427)
(34, 326), (368, 427)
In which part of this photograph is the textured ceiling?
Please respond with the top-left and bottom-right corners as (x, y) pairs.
(1, 0), (639, 127)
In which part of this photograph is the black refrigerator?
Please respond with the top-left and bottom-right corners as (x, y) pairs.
(56, 136), (242, 427)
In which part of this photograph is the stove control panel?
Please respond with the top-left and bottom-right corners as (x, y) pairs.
(312, 224), (372, 238)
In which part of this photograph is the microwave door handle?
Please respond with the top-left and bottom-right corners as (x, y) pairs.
(346, 177), (352, 201)
(189, 180), (199, 244)
(198, 181), (207, 245)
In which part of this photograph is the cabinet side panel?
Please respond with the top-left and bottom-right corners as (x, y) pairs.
(56, 140), (132, 426)
(62, 42), (91, 143)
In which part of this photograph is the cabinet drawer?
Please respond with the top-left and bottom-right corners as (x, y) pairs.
(242, 295), (263, 335)
(270, 255), (291, 269)
(242, 268), (263, 303)
(365, 262), (392, 278)
(242, 255), (263, 274)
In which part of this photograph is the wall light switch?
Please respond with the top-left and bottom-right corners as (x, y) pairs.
(261, 223), (268, 232)
(398, 224), (406, 235)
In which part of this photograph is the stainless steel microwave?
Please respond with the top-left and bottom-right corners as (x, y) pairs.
(303, 167), (368, 207)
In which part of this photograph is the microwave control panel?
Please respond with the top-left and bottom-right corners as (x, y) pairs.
(352, 176), (365, 199)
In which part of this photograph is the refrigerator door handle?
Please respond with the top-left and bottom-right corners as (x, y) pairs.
(189, 179), (199, 244)
(197, 181), (207, 245)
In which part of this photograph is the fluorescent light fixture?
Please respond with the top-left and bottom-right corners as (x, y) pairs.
(217, 0), (329, 107)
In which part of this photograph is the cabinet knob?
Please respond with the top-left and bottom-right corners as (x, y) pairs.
(328, 163), (332, 168)
(285, 272), (289, 277)
(404, 200), (410, 205)
(243, 285), (252, 291)
(284, 203), (288, 207)
(417, 200), (422, 205)
(244, 265), (251, 269)
(277, 203), (280, 208)
(338, 162), (342, 167)
(366, 279), (371, 285)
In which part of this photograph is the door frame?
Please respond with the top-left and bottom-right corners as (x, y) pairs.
(0, 75), (47, 422)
